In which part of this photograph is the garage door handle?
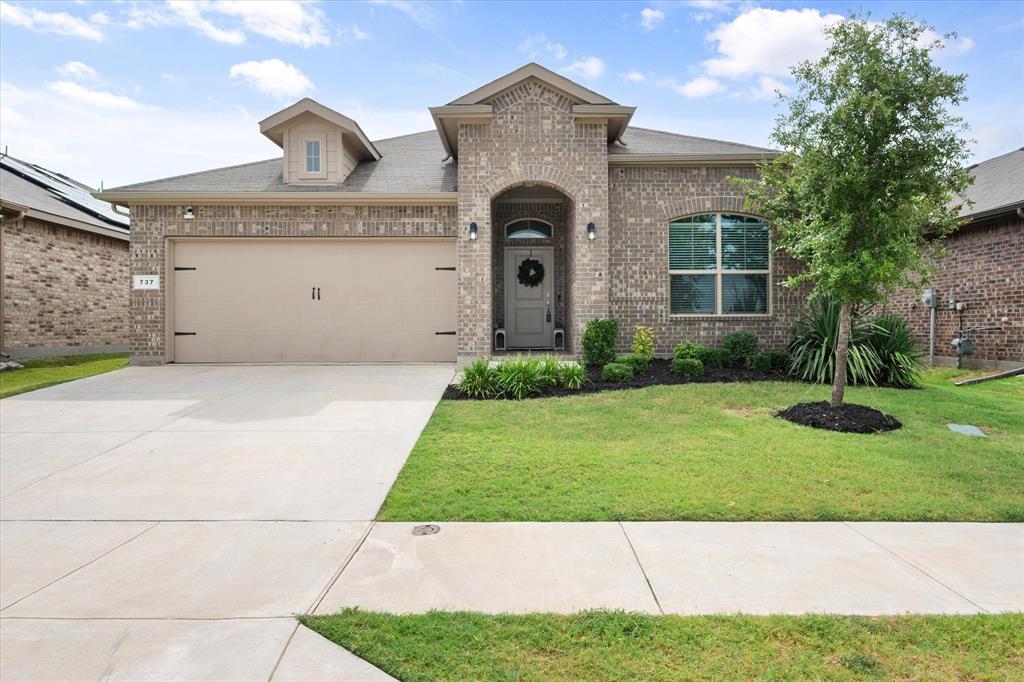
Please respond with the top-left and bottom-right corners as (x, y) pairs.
(435, 331), (456, 335)
(317, 287), (321, 300)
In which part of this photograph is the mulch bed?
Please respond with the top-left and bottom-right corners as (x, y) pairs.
(442, 358), (794, 401)
(776, 401), (902, 434)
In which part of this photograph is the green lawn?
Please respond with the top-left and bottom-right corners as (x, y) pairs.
(0, 354), (128, 398)
(301, 610), (1024, 682)
(378, 370), (1024, 521)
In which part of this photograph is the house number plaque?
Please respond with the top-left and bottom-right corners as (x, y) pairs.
(132, 275), (160, 290)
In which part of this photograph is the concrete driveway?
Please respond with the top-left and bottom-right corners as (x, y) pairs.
(0, 364), (453, 680)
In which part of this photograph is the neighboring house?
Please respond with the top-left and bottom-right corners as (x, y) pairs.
(1, 155), (130, 359)
(97, 63), (816, 365)
(888, 148), (1023, 370)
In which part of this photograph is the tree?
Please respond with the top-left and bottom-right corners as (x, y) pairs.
(739, 15), (971, 407)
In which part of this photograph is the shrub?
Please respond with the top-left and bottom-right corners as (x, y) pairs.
(746, 351), (774, 373)
(601, 362), (634, 383)
(582, 319), (619, 366)
(495, 357), (543, 400)
(559, 362), (587, 390)
(675, 343), (726, 368)
(537, 356), (561, 388)
(631, 325), (655, 361)
(674, 342), (702, 359)
(867, 312), (923, 387)
(672, 357), (704, 378)
(766, 351), (789, 371)
(788, 298), (882, 385)
(458, 359), (499, 398)
(617, 352), (649, 375)
(722, 331), (758, 366)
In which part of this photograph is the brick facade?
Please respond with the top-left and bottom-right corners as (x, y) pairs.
(886, 214), (1023, 368)
(127, 204), (456, 362)
(456, 78), (609, 360)
(607, 166), (812, 354)
(1, 217), (128, 355)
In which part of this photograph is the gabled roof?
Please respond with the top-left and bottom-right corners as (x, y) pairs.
(448, 62), (616, 106)
(1, 155), (129, 239)
(259, 98), (381, 161)
(96, 131), (456, 203)
(432, 63), (633, 157)
(959, 147), (1023, 221)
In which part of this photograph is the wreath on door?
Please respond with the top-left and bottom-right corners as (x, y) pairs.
(517, 258), (545, 287)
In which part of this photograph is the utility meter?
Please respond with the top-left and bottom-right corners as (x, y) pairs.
(921, 289), (937, 308)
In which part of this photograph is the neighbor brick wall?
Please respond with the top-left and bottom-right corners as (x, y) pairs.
(128, 204), (456, 363)
(887, 214), (1023, 366)
(456, 78), (609, 360)
(607, 165), (812, 354)
(1, 217), (128, 353)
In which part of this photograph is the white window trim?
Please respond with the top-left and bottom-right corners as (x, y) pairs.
(668, 212), (772, 317)
(300, 135), (326, 179)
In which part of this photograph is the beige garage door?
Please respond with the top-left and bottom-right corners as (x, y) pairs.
(171, 239), (457, 363)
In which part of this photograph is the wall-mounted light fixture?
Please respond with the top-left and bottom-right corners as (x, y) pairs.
(587, 222), (596, 241)
(183, 206), (195, 220)
(468, 222), (478, 241)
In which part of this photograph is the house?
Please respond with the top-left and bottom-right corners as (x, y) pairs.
(96, 62), (815, 365)
(1, 155), (130, 358)
(888, 148), (1023, 370)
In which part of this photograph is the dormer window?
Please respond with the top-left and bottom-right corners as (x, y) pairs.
(304, 139), (321, 174)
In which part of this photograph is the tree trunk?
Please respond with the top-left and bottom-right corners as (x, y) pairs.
(831, 301), (854, 408)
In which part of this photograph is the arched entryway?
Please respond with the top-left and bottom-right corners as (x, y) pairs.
(491, 184), (574, 351)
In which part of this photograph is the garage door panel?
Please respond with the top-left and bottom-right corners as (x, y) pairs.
(172, 240), (456, 363)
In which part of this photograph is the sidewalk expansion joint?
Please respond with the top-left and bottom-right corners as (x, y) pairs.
(618, 522), (664, 615)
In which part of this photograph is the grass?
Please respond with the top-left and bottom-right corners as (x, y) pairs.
(378, 370), (1024, 521)
(0, 354), (128, 398)
(301, 610), (1024, 682)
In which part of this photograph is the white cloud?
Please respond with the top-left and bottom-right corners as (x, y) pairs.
(229, 59), (314, 98)
(519, 34), (567, 61)
(215, 0), (330, 48)
(89, 11), (110, 25)
(703, 8), (843, 79)
(0, 1), (106, 41)
(746, 75), (789, 101)
(640, 7), (664, 31)
(56, 61), (98, 80)
(675, 76), (726, 98)
(48, 81), (144, 110)
(623, 70), (646, 83)
(338, 23), (369, 41)
(561, 56), (605, 80)
(166, 0), (245, 44)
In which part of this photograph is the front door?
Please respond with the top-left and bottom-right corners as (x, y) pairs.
(505, 246), (554, 348)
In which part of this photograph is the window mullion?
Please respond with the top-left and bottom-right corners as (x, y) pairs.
(715, 213), (722, 316)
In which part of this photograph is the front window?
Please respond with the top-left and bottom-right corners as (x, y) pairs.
(669, 213), (769, 315)
(304, 139), (321, 173)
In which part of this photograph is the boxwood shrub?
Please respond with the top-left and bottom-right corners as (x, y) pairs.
(722, 332), (758, 367)
(617, 352), (649, 375)
(601, 362), (634, 383)
(672, 357), (704, 378)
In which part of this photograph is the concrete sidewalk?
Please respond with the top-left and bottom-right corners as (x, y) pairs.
(317, 521), (1024, 616)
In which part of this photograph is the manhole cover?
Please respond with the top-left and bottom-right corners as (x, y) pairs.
(947, 423), (986, 437)
(412, 524), (441, 536)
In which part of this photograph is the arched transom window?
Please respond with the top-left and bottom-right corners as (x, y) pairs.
(669, 213), (770, 315)
(505, 219), (553, 239)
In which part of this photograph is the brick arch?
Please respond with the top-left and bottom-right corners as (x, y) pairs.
(483, 166), (583, 202)
(661, 195), (763, 221)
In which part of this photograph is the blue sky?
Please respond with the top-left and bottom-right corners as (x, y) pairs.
(1, 0), (1021, 188)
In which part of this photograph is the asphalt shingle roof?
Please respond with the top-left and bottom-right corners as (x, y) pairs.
(960, 148), (1023, 219)
(610, 127), (778, 156)
(1, 155), (129, 230)
(109, 131), (457, 194)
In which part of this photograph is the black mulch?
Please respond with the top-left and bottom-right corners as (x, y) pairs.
(442, 358), (795, 401)
(776, 401), (902, 434)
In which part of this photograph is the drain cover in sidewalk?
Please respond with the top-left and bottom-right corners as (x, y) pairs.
(947, 423), (986, 437)
(412, 524), (441, 536)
